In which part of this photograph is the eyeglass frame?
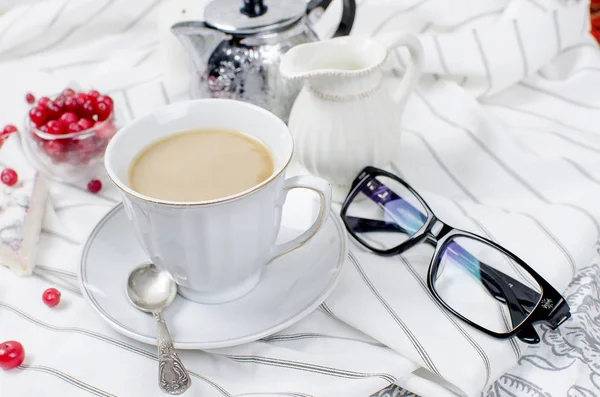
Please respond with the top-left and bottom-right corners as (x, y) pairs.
(340, 166), (571, 343)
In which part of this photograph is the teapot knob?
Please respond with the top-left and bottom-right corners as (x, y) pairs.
(241, 0), (268, 17)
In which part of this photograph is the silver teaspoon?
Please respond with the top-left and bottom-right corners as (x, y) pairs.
(127, 262), (191, 395)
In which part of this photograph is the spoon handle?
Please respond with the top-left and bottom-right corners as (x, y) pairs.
(154, 310), (192, 395)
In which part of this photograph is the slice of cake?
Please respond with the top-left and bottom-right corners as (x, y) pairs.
(0, 134), (48, 276)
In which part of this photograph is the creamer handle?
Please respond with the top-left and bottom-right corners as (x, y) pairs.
(377, 32), (424, 108)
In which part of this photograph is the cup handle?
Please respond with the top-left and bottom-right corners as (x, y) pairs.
(377, 31), (424, 108)
(269, 175), (332, 261)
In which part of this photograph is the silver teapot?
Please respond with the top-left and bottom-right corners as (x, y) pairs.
(171, 0), (356, 122)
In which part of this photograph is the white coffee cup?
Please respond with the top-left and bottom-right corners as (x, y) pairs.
(105, 99), (332, 304)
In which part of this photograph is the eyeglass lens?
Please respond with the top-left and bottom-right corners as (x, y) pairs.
(345, 175), (428, 249)
(435, 236), (542, 334)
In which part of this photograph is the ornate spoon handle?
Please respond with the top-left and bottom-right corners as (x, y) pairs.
(154, 311), (192, 395)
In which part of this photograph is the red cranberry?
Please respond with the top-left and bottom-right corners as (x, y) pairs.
(78, 118), (94, 130)
(38, 96), (50, 107)
(45, 101), (62, 120)
(88, 90), (100, 100)
(38, 125), (49, 134)
(3, 125), (17, 134)
(46, 120), (64, 135)
(62, 88), (75, 97)
(29, 107), (47, 127)
(74, 93), (88, 105)
(64, 96), (80, 113)
(1, 169), (18, 186)
(59, 112), (78, 126)
(0, 341), (25, 370)
(81, 100), (96, 119)
(44, 140), (68, 162)
(73, 137), (96, 154)
(87, 179), (102, 193)
(42, 288), (61, 307)
(93, 138), (109, 158)
(67, 122), (84, 134)
(25, 92), (35, 104)
(95, 99), (113, 121)
(95, 122), (116, 139)
(97, 95), (113, 107)
(53, 95), (65, 112)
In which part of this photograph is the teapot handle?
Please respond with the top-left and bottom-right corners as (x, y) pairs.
(241, 0), (268, 17)
(377, 32), (424, 108)
(306, 0), (356, 37)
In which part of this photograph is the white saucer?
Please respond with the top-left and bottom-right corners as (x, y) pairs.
(79, 198), (347, 350)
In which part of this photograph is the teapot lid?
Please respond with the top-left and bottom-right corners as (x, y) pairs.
(204, 0), (306, 35)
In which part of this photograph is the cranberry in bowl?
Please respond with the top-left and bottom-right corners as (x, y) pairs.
(21, 89), (118, 183)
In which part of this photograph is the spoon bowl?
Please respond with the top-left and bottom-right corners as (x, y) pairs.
(127, 263), (177, 313)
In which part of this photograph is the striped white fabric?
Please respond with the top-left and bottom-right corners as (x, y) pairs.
(0, 0), (599, 396)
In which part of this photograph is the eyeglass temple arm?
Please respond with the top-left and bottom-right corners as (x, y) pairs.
(480, 269), (541, 343)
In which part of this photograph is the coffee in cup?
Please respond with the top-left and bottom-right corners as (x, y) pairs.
(105, 99), (332, 304)
(129, 129), (275, 202)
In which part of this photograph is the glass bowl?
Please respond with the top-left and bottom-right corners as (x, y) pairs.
(22, 111), (118, 184)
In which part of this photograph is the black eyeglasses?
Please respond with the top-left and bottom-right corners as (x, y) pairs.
(341, 166), (571, 344)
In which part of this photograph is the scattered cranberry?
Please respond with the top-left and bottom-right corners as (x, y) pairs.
(66, 122), (84, 134)
(87, 179), (102, 193)
(78, 118), (94, 130)
(42, 288), (61, 307)
(1, 169), (18, 186)
(46, 120), (64, 135)
(62, 88), (75, 97)
(25, 92), (35, 104)
(38, 96), (50, 107)
(0, 125), (18, 145)
(3, 125), (17, 134)
(0, 341), (25, 370)
(59, 112), (78, 126)
(29, 107), (47, 127)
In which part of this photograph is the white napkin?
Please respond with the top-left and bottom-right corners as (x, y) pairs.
(1, 0), (600, 396)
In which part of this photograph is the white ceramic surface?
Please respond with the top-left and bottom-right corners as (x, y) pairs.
(280, 32), (424, 202)
(79, 201), (347, 350)
(104, 99), (332, 304)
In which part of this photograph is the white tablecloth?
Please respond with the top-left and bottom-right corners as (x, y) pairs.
(2, 0), (600, 396)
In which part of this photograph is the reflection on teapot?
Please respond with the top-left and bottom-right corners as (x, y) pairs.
(171, 0), (356, 122)
(280, 32), (424, 202)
